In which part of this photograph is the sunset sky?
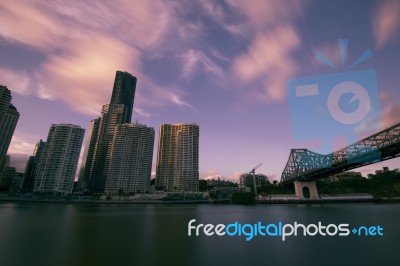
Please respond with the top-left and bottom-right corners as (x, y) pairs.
(1, 0), (400, 182)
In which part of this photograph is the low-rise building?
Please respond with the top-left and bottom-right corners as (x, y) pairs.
(240, 173), (269, 187)
(211, 186), (250, 195)
(0, 166), (15, 190)
(327, 171), (362, 181)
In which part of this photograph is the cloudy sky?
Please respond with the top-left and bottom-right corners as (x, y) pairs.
(1, 0), (400, 182)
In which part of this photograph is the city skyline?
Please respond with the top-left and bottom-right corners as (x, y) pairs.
(1, 1), (400, 181)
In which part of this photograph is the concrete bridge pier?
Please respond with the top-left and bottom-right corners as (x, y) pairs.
(294, 181), (319, 199)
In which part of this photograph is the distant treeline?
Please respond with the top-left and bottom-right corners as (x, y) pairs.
(231, 169), (400, 204)
(316, 170), (400, 198)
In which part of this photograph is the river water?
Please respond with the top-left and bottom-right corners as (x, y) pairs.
(0, 203), (399, 266)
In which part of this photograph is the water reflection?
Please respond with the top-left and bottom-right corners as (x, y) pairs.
(0, 203), (399, 266)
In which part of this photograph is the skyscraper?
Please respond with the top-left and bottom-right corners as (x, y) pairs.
(156, 123), (199, 192)
(22, 140), (45, 192)
(77, 118), (100, 193)
(34, 124), (84, 194)
(78, 71), (137, 193)
(110, 71), (137, 123)
(0, 85), (19, 174)
(0, 85), (11, 122)
(105, 123), (154, 194)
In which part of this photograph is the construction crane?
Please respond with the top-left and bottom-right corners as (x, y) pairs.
(249, 163), (262, 199)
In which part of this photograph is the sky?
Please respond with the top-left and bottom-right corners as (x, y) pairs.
(1, 0), (400, 182)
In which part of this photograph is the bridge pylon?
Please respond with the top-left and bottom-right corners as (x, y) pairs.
(294, 181), (319, 199)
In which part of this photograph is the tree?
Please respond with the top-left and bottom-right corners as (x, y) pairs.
(232, 192), (255, 204)
(199, 180), (208, 191)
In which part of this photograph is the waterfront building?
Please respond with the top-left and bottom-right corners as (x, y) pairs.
(156, 123), (199, 192)
(34, 124), (84, 194)
(0, 165), (15, 191)
(22, 140), (45, 191)
(10, 172), (24, 190)
(240, 173), (269, 187)
(210, 186), (251, 195)
(78, 71), (137, 193)
(105, 123), (154, 194)
(0, 85), (19, 174)
(77, 118), (100, 193)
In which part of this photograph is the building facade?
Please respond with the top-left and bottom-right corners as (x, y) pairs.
(0, 85), (19, 174)
(78, 71), (137, 193)
(105, 124), (154, 194)
(156, 123), (199, 192)
(22, 140), (45, 191)
(10, 172), (24, 190)
(77, 118), (100, 193)
(34, 124), (84, 194)
(109, 71), (137, 123)
(0, 156), (13, 190)
(240, 173), (269, 187)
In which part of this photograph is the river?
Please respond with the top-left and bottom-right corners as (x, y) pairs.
(0, 203), (399, 266)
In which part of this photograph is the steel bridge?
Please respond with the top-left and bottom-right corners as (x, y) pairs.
(281, 122), (400, 185)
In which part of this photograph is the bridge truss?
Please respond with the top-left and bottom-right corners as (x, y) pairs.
(281, 122), (400, 184)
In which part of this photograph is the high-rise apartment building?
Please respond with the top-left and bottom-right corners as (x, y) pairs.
(77, 118), (100, 193)
(156, 123), (199, 192)
(34, 124), (84, 194)
(105, 124), (154, 194)
(0, 86), (19, 174)
(78, 71), (137, 193)
(22, 140), (45, 191)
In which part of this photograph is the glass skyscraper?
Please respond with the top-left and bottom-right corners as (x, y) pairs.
(0, 85), (19, 176)
(109, 71), (137, 123)
(21, 139), (45, 192)
(78, 71), (137, 193)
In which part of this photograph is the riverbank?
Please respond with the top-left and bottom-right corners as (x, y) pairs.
(0, 196), (209, 204)
(257, 198), (377, 204)
(1, 194), (399, 205)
